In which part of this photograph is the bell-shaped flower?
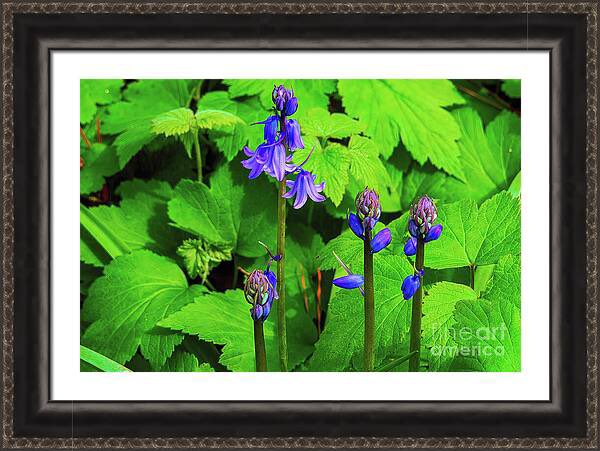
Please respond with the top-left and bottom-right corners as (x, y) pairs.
(282, 169), (325, 209)
(402, 272), (422, 300)
(255, 115), (279, 144)
(241, 144), (269, 179)
(285, 119), (304, 151)
(348, 212), (364, 239)
(370, 228), (392, 254)
(404, 237), (417, 256)
(263, 142), (290, 182)
(283, 96), (298, 116)
(332, 274), (365, 289)
(408, 219), (419, 238)
(424, 224), (443, 243)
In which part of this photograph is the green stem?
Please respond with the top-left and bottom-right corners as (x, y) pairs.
(232, 254), (239, 289)
(375, 351), (418, 372)
(363, 229), (375, 371)
(469, 265), (475, 290)
(193, 129), (202, 182)
(253, 320), (267, 372)
(409, 236), (425, 372)
(276, 178), (288, 372)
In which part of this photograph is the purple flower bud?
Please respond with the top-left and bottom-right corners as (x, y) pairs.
(403, 237), (417, 256)
(284, 96), (298, 116)
(244, 269), (277, 321)
(283, 169), (325, 209)
(408, 219), (419, 238)
(348, 212), (364, 239)
(272, 84), (297, 116)
(251, 303), (264, 321)
(424, 224), (443, 243)
(261, 300), (272, 320)
(257, 115), (279, 144)
(355, 187), (381, 231)
(371, 228), (392, 254)
(285, 119), (304, 151)
(332, 274), (365, 289)
(410, 195), (438, 234)
(401, 273), (421, 300)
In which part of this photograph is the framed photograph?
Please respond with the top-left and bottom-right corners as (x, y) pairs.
(1, 1), (598, 448)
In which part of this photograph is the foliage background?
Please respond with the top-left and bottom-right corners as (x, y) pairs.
(80, 78), (521, 372)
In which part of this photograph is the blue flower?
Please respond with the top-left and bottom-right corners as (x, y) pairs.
(404, 237), (417, 256)
(371, 228), (392, 254)
(272, 84), (298, 117)
(256, 115), (279, 144)
(282, 169), (325, 209)
(401, 272), (422, 300)
(410, 195), (437, 235)
(285, 119), (304, 151)
(244, 268), (278, 321)
(263, 142), (290, 182)
(424, 224), (443, 243)
(408, 219), (419, 238)
(356, 187), (381, 231)
(348, 212), (364, 239)
(332, 274), (365, 289)
(284, 96), (298, 116)
(241, 144), (269, 179)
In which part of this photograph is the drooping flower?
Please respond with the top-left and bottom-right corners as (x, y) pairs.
(403, 237), (417, 256)
(256, 115), (279, 144)
(241, 144), (269, 179)
(402, 270), (424, 300)
(348, 212), (364, 239)
(332, 274), (365, 289)
(285, 119), (304, 151)
(370, 228), (392, 254)
(282, 169), (325, 209)
(356, 187), (381, 231)
(424, 223), (443, 243)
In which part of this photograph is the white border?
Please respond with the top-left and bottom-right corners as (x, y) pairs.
(52, 50), (550, 401)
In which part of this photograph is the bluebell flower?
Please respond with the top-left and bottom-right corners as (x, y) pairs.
(408, 219), (419, 238)
(272, 85), (297, 117)
(411, 195), (438, 235)
(241, 144), (269, 179)
(283, 169), (325, 209)
(424, 224), (443, 243)
(244, 268), (278, 321)
(401, 270), (424, 300)
(404, 237), (417, 256)
(356, 187), (381, 231)
(285, 119), (304, 151)
(332, 274), (365, 289)
(371, 228), (392, 254)
(348, 212), (364, 239)
(284, 96), (298, 116)
(255, 115), (279, 143)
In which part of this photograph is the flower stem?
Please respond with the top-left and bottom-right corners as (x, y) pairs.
(363, 229), (375, 371)
(409, 236), (425, 372)
(193, 130), (202, 182)
(276, 178), (288, 372)
(253, 320), (267, 372)
(469, 264), (475, 290)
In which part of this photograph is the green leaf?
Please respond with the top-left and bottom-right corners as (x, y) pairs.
(425, 191), (521, 269)
(196, 109), (244, 129)
(447, 108), (521, 201)
(346, 135), (392, 192)
(197, 92), (267, 161)
(501, 79), (521, 98)
(293, 142), (350, 206)
(301, 107), (364, 139)
(338, 79), (465, 178)
(168, 163), (277, 257)
(508, 171), (521, 197)
(484, 254), (520, 308)
(151, 107), (195, 137)
(421, 282), (478, 371)
(104, 79), (195, 168)
(82, 250), (207, 366)
(224, 79), (336, 113)
(80, 143), (120, 195)
(80, 344), (132, 372)
(177, 238), (232, 281)
(159, 350), (214, 372)
(307, 254), (414, 371)
(159, 289), (314, 371)
(81, 180), (182, 263)
(80, 79), (123, 125)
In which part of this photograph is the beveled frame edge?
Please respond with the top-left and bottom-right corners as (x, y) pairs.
(1, 1), (598, 449)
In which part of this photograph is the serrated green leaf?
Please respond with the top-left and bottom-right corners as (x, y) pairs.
(425, 191), (521, 269)
(104, 79), (195, 168)
(197, 91), (266, 161)
(151, 107), (195, 137)
(80, 344), (132, 372)
(80, 143), (120, 195)
(224, 79), (336, 113)
(301, 107), (364, 139)
(484, 254), (520, 308)
(177, 238), (232, 281)
(338, 79), (465, 178)
(168, 162), (277, 258)
(346, 135), (391, 192)
(82, 250), (207, 366)
(196, 109), (244, 129)
(159, 350), (214, 372)
(501, 79), (521, 98)
(159, 289), (314, 371)
(80, 79), (123, 125)
(308, 254), (414, 371)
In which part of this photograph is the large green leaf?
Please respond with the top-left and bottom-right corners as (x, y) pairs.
(103, 79), (195, 168)
(159, 350), (214, 372)
(501, 79), (521, 98)
(159, 289), (314, 371)
(80, 143), (120, 195)
(80, 79), (123, 125)
(80, 345), (132, 372)
(338, 79), (465, 178)
(300, 107), (364, 139)
(307, 254), (414, 371)
(168, 163), (277, 257)
(82, 250), (207, 367)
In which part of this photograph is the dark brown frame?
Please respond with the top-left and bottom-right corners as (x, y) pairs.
(1, 1), (598, 448)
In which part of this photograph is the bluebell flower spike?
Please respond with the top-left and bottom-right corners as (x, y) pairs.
(424, 224), (443, 243)
(355, 187), (382, 232)
(404, 237), (417, 256)
(370, 228), (392, 254)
